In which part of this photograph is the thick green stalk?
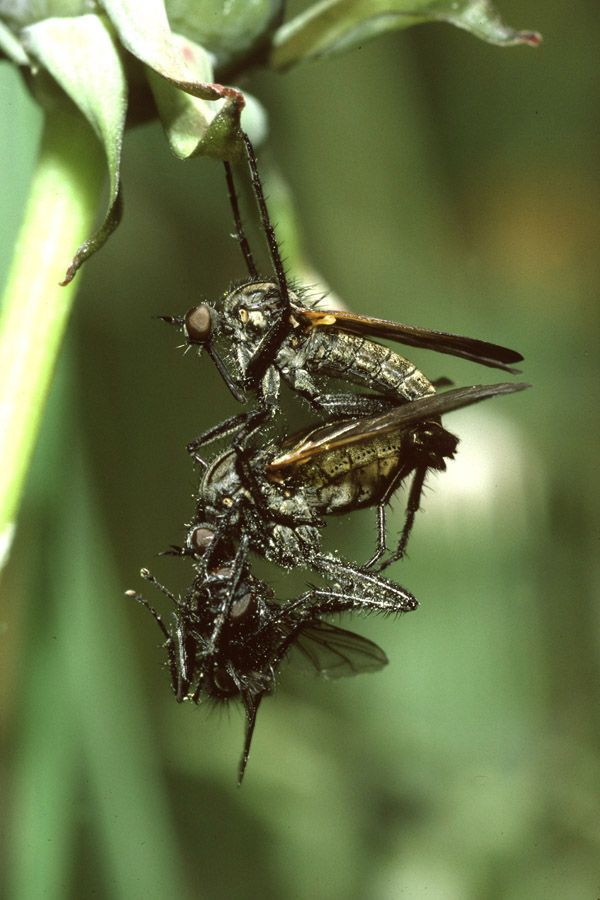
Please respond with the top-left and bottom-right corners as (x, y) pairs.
(0, 108), (104, 570)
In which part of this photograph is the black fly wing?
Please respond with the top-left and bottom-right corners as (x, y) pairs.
(267, 382), (531, 474)
(290, 620), (388, 679)
(296, 305), (523, 374)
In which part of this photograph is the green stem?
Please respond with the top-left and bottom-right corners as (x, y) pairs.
(0, 108), (105, 570)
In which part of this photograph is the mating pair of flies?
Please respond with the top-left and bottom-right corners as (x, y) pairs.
(127, 132), (529, 783)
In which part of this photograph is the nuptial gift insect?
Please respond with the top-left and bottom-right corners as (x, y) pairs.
(187, 382), (530, 571)
(126, 537), (418, 783)
(159, 133), (524, 420)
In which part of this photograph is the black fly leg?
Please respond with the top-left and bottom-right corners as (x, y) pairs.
(362, 504), (388, 570)
(242, 133), (289, 306)
(362, 464), (413, 569)
(307, 391), (400, 418)
(186, 411), (260, 460)
(125, 570), (183, 700)
(241, 133), (294, 385)
(374, 466), (428, 571)
(309, 555), (418, 615)
(224, 160), (258, 278)
(228, 408), (274, 511)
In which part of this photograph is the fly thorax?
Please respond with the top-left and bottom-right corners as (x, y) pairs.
(202, 452), (244, 511)
(222, 281), (292, 377)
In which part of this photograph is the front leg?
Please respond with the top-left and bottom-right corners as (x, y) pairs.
(187, 412), (252, 460)
(187, 365), (281, 460)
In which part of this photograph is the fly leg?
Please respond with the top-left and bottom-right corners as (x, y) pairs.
(374, 466), (428, 571)
(362, 465), (412, 569)
(299, 556), (419, 615)
(307, 391), (399, 417)
(282, 359), (400, 418)
(223, 160), (257, 278)
(125, 570), (185, 700)
(187, 366), (281, 460)
(186, 409), (270, 461)
(362, 504), (389, 570)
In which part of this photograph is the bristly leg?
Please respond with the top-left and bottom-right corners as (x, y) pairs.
(223, 160), (257, 278)
(241, 133), (289, 307)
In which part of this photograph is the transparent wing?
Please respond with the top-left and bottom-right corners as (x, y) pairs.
(289, 620), (388, 679)
(267, 382), (531, 474)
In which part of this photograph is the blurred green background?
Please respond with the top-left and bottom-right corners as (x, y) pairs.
(2, 2), (599, 898)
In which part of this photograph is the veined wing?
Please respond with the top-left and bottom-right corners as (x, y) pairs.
(267, 382), (531, 473)
(290, 620), (388, 679)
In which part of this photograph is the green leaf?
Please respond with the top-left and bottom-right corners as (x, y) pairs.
(104, 0), (245, 160)
(270, 0), (541, 70)
(0, 109), (105, 554)
(22, 14), (127, 283)
(146, 32), (245, 160)
(164, 0), (284, 74)
(0, 19), (30, 63)
(0, 2), (89, 28)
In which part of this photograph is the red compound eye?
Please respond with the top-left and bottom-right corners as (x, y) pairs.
(189, 526), (215, 553)
(230, 592), (254, 621)
(185, 305), (211, 343)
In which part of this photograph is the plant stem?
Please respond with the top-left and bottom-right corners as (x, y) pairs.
(0, 107), (105, 571)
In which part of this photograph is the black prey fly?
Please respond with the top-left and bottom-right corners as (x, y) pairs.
(126, 537), (418, 783)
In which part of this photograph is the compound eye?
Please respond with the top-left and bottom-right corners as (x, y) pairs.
(185, 305), (211, 343)
(239, 308), (248, 324)
(230, 592), (255, 621)
(213, 667), (238, 696)
(189, 526), (215, 554)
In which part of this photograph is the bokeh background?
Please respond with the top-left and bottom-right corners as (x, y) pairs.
(2, 2), (599, 898)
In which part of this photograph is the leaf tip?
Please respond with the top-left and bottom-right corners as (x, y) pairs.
(516, 30), (542, 47)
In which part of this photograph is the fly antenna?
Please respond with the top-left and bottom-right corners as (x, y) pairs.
(223, 160), (258, 279)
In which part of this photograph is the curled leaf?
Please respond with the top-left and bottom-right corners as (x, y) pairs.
(145, 33), (245, 160)
(270, 0), (541, 70)
(22, 14), (127, 284)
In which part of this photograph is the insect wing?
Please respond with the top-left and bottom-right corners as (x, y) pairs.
(296, 305), (523, 373)
(290, 620), (388, 679)
(267, 381), (531, 474)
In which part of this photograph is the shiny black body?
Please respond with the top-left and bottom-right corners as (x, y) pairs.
(126, 539), (418, 783)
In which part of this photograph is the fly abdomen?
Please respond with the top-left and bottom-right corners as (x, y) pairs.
(283, 431), (413, 515)
(305, 329), (436, 402)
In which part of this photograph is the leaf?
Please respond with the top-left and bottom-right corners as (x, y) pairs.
(22, 14), (127, 283)
(104, 0), (245, 161)
(0, 19), (30, 64)
(145, 32), (245, 160)
(270, 0), (541, 70)
(164, 0), (284, 74)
